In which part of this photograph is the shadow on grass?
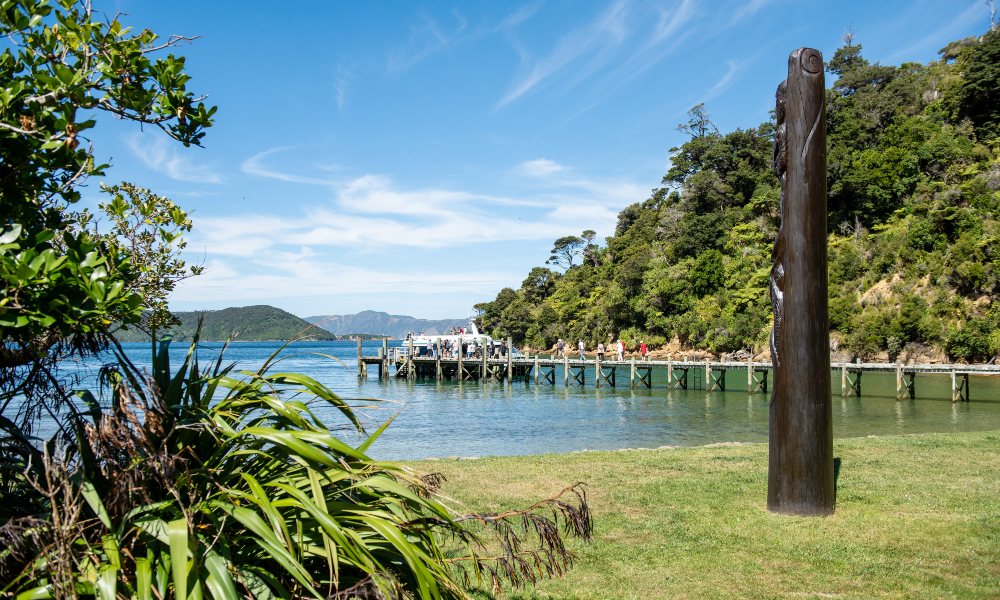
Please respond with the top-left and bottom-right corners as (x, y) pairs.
(834, 456), (841, 503)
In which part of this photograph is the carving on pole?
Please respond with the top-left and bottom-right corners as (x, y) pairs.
(771, 80), (787, 378)
(768, 48), (835, 516)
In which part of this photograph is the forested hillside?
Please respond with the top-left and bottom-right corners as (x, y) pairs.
(306, 310), (468, 338)
(475, 32), (1000, 363)
(115, 305), (338, 342)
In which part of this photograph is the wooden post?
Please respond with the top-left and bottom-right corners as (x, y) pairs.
(481, 336), (487, 382)
(748, 357), (754, 391)
(668, 356), (673, 389)
(768, 48), (834, 516)
(534, 355), (540, 384)
(564, 354), (569, 386)
(357, 338), (363, 379)
(457, 335), (464, 381)
(507, 337), (514, 383)
(895, 362), (903, 401)
(951, 370), (958, 402)
(435, 338), (442, 381)
(382, 338), (389, 380)
(841, 363), (847, 397)
(630, 358), (636, 388)
(407, 337), (415, 380)
(705, 359), (711, 388)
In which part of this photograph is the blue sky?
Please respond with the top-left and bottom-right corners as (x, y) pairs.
(87, 0), (992, 319)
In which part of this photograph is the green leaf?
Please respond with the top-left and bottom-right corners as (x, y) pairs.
(203, 551), (239, 600)
(0, 224), (22, 244)
(135, 558), (153, 600)
(168, 518), (189, 600)
(80, 479), (112, 528)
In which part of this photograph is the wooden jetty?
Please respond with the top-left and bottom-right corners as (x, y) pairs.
(357, 341), (999, 402)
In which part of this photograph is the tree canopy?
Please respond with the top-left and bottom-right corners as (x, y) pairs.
(1, 0), (215, 429)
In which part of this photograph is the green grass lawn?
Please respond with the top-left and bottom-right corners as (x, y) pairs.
(414, 431), (1000, 599)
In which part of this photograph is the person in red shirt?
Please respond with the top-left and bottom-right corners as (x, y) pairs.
(639, 340), (648, 362)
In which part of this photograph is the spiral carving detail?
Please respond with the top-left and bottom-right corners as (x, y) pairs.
(800, 48), (822, 74)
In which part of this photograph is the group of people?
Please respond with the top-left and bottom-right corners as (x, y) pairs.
(430, 337), (510, 360)
(555, 338), (649, 362)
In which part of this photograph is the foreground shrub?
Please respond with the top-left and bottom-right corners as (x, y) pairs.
(1, 337), (591, 598)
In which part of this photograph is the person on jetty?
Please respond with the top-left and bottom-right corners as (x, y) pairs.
(640, 340), (648, 362)
(616, 339), (625, 362)
(556, 338), (565, 358)
(597, 342), (605, 361)
(578, 339), (585, 360)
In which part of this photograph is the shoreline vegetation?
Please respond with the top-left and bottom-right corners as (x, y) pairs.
(420, 430), (1000, 599)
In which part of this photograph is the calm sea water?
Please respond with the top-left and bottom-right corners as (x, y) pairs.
(63, 340), (1000, 460)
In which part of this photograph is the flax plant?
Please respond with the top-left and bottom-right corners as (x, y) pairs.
(0, 334), (591, 599)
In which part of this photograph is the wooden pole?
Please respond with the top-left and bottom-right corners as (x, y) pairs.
(534, 355), (539, 384)
(507, 336), (513, 383)
(630, 358), (636, 388)
(595, 355), (602, 388)
(457, 335), (463, 381)
(481, 336), (487, 382)
(667, 356), (673, 389)
(436, 338), (442, 381)
(895, 362), (903, 401)
(951, 370), (957, 403)
(382, 338), (389, 380)
(357, 338), (363, 379)
(407, 337), (414, 380)
(748, 357), (754, 391)
(564, 354), (569, 386)
(768, 48), (834, 516)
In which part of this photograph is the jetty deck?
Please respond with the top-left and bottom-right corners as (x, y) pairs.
(355, 340), (999, 402)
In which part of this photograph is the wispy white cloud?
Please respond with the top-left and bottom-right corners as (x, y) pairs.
(728, 0), (780, 27)
(333, 63), (354, 112)
(500, 0), (705, 116)
(195, 150), (645, 256)
(387, 10), (469, 73)
(496, 2), (543, 31)
(172, 257), (519, 305)
(240, 147), (341, 186)
(127, 134), (223, 184)
(567, 0), (697, 121)
(497, 0), (631, 108)
(700, 60), (740, 103)
(517, 158), (567, 177)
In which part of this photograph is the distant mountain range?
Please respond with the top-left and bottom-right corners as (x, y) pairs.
(114, 305), (339, 342)
(305, 310), (469, 339)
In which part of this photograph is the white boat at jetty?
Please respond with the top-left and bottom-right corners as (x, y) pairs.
(403, 322), (521, 359)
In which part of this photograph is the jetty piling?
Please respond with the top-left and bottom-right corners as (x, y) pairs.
(435, 338), (442, 381)
(356, 343), (997, 400)
(381, 338), (389, 380)
(357, 339), (363, 379)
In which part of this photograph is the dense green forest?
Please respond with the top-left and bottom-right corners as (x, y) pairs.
(475, 32), (1000, 362)
(114, 305), (338, 342)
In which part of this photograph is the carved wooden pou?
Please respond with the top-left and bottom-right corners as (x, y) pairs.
(768, 48), (835, 516)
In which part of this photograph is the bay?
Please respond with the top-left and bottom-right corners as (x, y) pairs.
(64, 340), (1000, 461)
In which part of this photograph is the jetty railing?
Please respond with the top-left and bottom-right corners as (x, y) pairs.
(357, 344), (999, 403)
